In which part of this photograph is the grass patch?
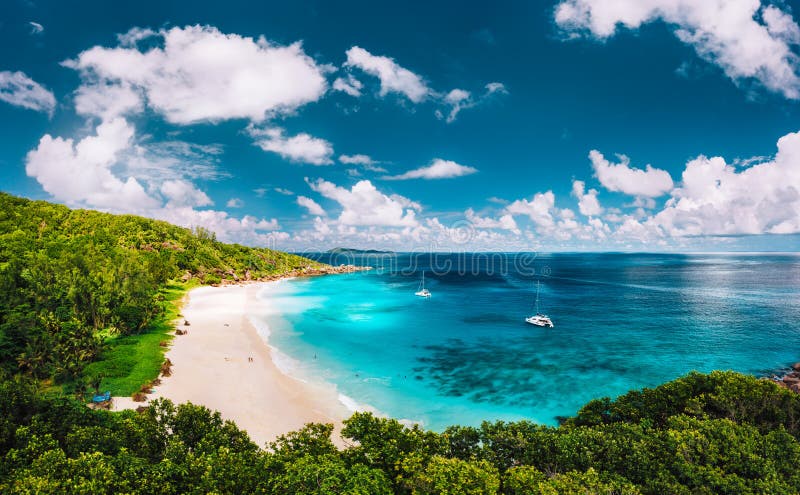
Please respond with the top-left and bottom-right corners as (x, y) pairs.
(81, 280), (197, 396)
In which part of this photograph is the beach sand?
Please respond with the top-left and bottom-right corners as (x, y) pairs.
(112, 282), (350, 448)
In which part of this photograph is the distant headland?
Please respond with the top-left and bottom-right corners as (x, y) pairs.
(326, 247), (396, 255)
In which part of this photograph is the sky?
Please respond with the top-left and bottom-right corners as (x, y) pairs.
(2, 0), (800, 252)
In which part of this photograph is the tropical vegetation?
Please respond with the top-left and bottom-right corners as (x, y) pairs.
(1, 371), (800, 493)
(0, 192), (320, 394)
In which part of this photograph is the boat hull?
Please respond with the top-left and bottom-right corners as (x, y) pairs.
(525, 316), (553, 327)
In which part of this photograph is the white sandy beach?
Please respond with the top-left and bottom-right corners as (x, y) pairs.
(113, 282), (351, 447)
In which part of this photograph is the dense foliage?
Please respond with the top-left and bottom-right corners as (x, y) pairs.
(0, 192), (320, 386)
(1, 370), (799, 494)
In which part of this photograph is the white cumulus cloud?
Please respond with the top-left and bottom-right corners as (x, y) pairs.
(506, 191), (557, 229)
(66, 25), (328, 124)
(571, 179), (603, 216)
(384, 158), (477, 180)
(248, 126), (334, 165)
(590, 150), (674, 197)
(308, 178), (420, 227)
(465, 208), (520, 233)
(297, 195), (326, 216)
(554, 0), (800, 99)
(74, 81), (143, 120)
(651, 128), (800, 235)
(344, 46), (430, 102)
(161, 179), (213, 208)
(442, 88), (471, 123)
(25, 117), (284, 246)
(25, 118), (156, 210)
(332, 75), (363, 97)
(155, 207), (281, 245)
(763, 5), (800, 44)
(342, 47), (505, 122)
(0, 71), (56, 115)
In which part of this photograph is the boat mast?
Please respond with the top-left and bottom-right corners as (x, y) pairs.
(535, 280), (540, 314)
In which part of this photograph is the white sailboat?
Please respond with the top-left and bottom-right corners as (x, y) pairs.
(415, 271), (431, 298)
(526, 280), (553, 327)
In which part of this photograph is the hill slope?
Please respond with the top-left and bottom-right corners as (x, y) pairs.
(0, 192), (320, 388)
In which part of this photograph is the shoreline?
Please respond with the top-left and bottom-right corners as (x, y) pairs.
(767, 362), (800, 393)
(112, 271), (370, 447)
(203, 263), (372, 285)
(106, 260), (800, 444)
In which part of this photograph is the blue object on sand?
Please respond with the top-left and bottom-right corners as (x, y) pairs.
(92, 391), (111, 403)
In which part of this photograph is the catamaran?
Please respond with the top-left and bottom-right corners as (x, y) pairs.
(526, 280), (553, 327)
(415, 271), (431, 298)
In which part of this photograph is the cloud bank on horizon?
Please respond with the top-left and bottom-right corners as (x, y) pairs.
(3, 1), (800, 251)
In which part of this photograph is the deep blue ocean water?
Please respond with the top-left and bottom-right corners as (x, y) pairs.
(254, 253), (800, 431)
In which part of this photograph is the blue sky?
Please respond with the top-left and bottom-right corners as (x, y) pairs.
(2, 0), (800, 251)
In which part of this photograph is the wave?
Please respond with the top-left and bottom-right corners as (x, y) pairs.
(248, 315), (271, 340)
(268, 345), (306, 381)
(247, 314), (307, 382)
(337, 393), (375, 413)
(248, 310), (389, 419)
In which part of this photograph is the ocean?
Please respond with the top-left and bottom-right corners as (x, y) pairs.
(251, 252), (800, 431)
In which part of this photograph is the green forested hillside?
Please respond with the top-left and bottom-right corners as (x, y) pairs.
(1, 371), (799, 494)
(0, 192), (320, 388)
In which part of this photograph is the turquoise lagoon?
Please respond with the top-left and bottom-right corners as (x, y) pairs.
(252, 253), (800, 431)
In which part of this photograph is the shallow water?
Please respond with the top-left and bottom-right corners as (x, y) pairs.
(253, 253), (800, 430)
